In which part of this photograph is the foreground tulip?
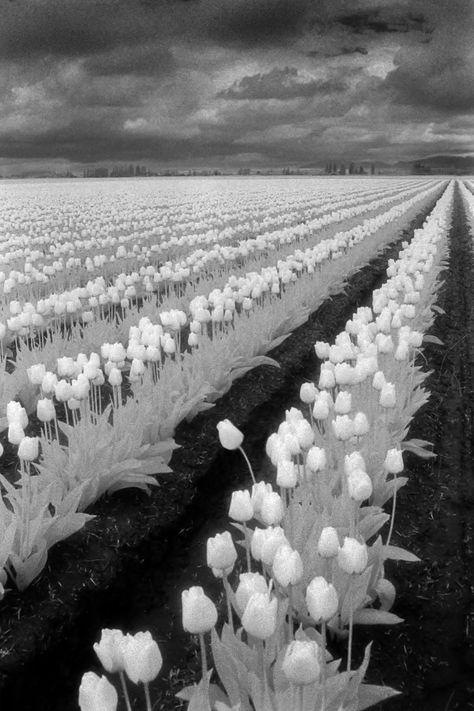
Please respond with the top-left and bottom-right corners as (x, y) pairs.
(282, 640), (320, 685)
(217, 419), (244, 450)
(241, 591), (278, 640)
(78, 672), (118, 711)
(317, 527), (339, 559)
(206, 531), (237, 575)
(122, 631), (163, 684)
(17, 436), (39, 461)
(337, 538), (368, 575)
(347, 469), (373, 502)
(235, 572), (268, 614)
(260, 491), (284, 526)
(182, 586), (217, 634)
(272, 544), (303, 587)
(306, 577), (339, 623)
(93, 628), (126, 673)
(228, 490), (254, 522)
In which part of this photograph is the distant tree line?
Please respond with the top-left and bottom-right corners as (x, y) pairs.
(324, 162), (376, 175)
(83, 164), (157, 178)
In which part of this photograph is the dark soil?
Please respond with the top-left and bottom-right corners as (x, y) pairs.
(0, 187), (461, 710)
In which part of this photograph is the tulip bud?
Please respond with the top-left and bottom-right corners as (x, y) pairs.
(122, 631), (163, 684)
(317, 527), (339, 558)
(384, 448), (404, 474)
(312, 395), (329, 420)
(41, 371), (58, 395)
(300, 382), (317, 404)
(379, 382), (396, 408)
(276, 460), (297, 488)
(283, 432), (301, 456)
(8, 422), (25, 445)
(331, 415), (354, 441)
(235, 572), (268, 614)
(347, 469), (373, 502)
(314, 341), (330, 359)
(93, 629), (126, 673)
(293, 419), (315, 449)
(282, 640), (320, 686)
(108, 368), (122, 387)
(272, 544), (303, 587)
(337, 537), (368, 574)
(334, 363), (354, 387)
(17, 436), (39, 461)
(372, 370), (386, 391)
(306, 446), (327, 473)
(182, 586), (218, 634)
(334, 391), (352, 415)
(54, 379), (73, 402)
(251, 481), (273, 515)
(241, 591), (278, 640)
(260, 526), (289, 566)
(353, 412), (370, 436)
(27, 363), (46, 386)
(6, 401), (28, 428)
(78, 672), (118, 711)
(217, 419), (244, 450)
(229, 490), (254, 522)
(260, 491), (284, 526)
(206, 531), (237, 574)
(318, 368), (335, 389)
(305, 576), (339, 622)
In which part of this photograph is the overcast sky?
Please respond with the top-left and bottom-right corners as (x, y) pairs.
(1, 0), (473, 172)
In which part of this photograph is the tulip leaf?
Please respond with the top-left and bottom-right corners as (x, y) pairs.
(357, 683), (401, 709)
(383, 545), (421, 563)
(353, 609), (403, 626)
(422, 334), (444, 346)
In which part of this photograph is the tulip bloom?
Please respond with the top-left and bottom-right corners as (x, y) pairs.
(235, 572), (269, 614)
(206, 531), (237, 574)
(282, 640), (320, 685)
(306, 577), (339, 623)
(182, 586), (218, 634)
(217, 419), (244, 450)
(122, 631), (163, 684)
(317, 527), (339, 559)
(93, 629), (125, 673)
(337, 538), (368, 575)
(241, 591), (278, 640)
(78, 672), (118, 711)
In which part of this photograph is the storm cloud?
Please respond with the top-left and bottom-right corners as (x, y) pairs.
(0, 0), (473, 172)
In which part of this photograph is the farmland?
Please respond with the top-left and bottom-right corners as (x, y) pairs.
(0, 175), (473, 710)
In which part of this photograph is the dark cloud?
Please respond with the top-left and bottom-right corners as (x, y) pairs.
(83, 45), (175, 78)
(384, 0), (474, 111)
(218, 67), (347, 101)
(307, 47), (368, 58)
(336, 7), (431, 35)
(206, 0), (311, 48)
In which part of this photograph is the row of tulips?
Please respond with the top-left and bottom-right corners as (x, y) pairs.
(0, 179), (439, 348)
(0, 182), (447, 593)
(1, 178), (444, 434)
(0, 178), (429, 303)
(76, 181), (453, 710)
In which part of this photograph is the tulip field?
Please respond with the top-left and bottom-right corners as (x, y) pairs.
(0, 175), (474, 710)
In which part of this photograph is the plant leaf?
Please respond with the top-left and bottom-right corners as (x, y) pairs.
(353, 609), (403, 625)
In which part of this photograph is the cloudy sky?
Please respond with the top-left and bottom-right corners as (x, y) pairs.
(1, 0), (473, 173)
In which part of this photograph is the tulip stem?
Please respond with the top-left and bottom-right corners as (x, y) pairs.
(238, 446), (256, 484)
(243, 521), (252, 571)
(321, 621), (327, 711)
(223, 575), (234, 633)
(119, 671), (133, 711)
(347, 582), (353, 672)
(199, 633), (208, 684)
(385, 472), (398, 549)
(144, 682), (152, 711)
